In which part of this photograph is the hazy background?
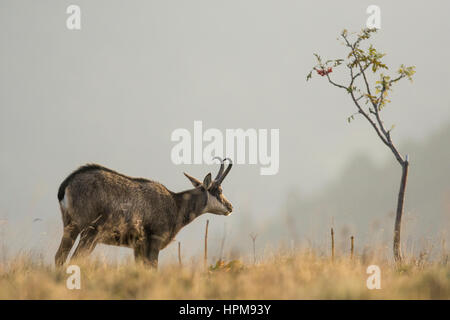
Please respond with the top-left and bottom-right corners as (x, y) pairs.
(1, 1), (449, 264)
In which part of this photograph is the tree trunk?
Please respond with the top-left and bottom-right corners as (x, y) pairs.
(393, 160), (409, 262)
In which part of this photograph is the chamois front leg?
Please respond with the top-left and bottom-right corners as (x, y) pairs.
(143, 235), (162, 268)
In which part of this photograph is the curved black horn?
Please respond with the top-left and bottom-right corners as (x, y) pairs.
(212, 156), (224, 181)
(215, 158), (232, 185)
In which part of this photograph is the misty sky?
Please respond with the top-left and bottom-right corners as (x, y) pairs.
(1, 1), (449, 261)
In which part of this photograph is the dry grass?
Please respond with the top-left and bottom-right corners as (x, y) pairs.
(0, 250), (449, 299)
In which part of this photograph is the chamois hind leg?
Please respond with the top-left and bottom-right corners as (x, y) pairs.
(55, 223), (80, 266)
(133, 244), (145, 264)
(70, 226), (99, 262)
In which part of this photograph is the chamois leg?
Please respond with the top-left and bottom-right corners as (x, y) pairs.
(143, 236), (161, 268)
(133, 244), (145, 264)
(70, 226), (99, 262)
(55, 223), (79, 266)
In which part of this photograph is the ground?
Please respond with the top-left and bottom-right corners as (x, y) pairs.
(0, 250), (448, 299)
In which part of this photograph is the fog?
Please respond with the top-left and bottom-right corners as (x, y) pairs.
(1, 1), (449, 263)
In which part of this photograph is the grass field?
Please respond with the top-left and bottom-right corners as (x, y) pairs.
(0, 249), (449, 299)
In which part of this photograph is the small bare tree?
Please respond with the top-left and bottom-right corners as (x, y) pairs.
(307, 28), (416, 262)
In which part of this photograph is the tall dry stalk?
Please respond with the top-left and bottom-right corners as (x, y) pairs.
(0, 223), (7, 263)
(331, 228), (335, 262)
(204, 219), (209, 269)
(178, 241), (182, 267)
(350, 236), (354, 260)
(250, 233), (258, 264)
(218, 222), (226, 262)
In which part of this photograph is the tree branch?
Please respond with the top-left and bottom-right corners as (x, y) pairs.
(343, 32), (405, 165)
(348, 90), (390, 147)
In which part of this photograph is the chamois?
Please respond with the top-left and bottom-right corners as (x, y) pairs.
(55, 158), (233, 267)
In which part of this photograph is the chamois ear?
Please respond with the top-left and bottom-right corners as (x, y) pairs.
(184, 172), (202, 188)
(203, 173), (212, 190)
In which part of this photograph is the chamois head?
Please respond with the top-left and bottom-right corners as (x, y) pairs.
(183, 157), (233, 216)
